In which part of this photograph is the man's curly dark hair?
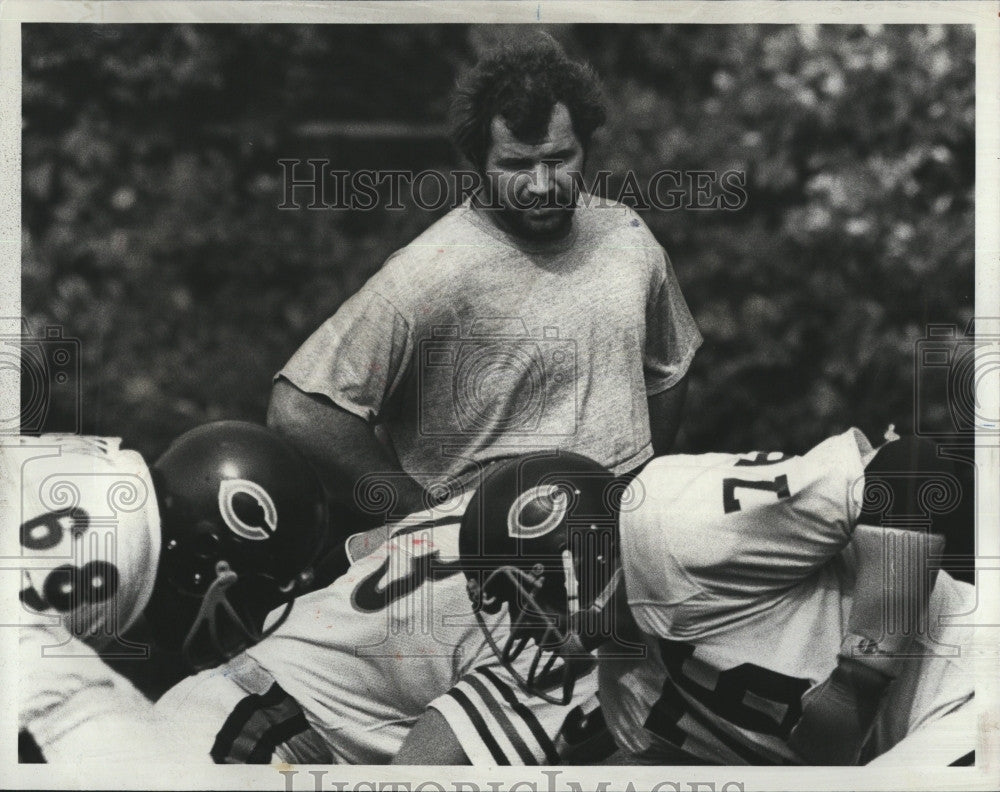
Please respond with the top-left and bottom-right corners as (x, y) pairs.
(450, 34), (606, 172)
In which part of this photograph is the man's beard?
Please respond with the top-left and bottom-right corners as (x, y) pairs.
(496, 199), (577, 243)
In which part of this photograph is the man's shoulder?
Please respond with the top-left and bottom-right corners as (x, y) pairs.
(391, 205), (484, 262)
(368, 205), (489, 295)
(573, 194), (664, 256)
(576, 193), (654, 231)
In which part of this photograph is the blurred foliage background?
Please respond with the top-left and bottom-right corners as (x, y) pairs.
(22, 23), (974, 462)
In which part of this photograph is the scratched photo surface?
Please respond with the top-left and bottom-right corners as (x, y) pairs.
(7, 14), (995, 791)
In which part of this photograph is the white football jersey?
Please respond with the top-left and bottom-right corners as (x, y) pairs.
(155, 497), (603, 765)
(18, 622), (201, 764)
(5, 436), (177, 764)
(2, 435), (160, 641)
(601, 429), (975, 764)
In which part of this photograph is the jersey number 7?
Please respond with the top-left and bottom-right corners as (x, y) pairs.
(722, 474), (791, 514)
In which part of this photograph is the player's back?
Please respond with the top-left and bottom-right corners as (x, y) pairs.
(601, 430), (975, 764)
(156, 506), (484, 763)
(248, 514), (487, 761)
(601, 562), (974, 765)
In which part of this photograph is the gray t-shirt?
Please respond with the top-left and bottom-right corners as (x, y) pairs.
(279, 196), (702, 489)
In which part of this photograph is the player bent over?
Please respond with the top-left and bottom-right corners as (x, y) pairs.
(9, 424), (330, 763)
(8, 423), (604, 765)
(448, 429), (976, 766)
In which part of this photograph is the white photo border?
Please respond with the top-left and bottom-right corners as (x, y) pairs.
(1, 2), (997, 791)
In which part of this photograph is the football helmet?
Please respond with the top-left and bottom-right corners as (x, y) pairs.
(5, 435), (161, 644)
(459, 450), (623, 705)
(143, 421), (328, 669)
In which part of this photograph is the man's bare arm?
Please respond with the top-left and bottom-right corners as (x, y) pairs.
(392, 708), (470, 765)
(647, 376), (689, 455)
(267, 377), (429, 518)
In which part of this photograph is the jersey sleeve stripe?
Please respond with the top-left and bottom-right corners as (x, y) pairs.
(462, 675), (539, 765)
(282, 727), (336, 765)
(236, 706), (308, 764)
(18, 730), (45, 763)
(676, 690), (792, 765)
(225, 699), (302, 763)
(211, 683), (285, 761)
(447, 687), (510, 765)
(246, 711), (312, 763)
(477, 666), (560, 764)
(211, 683), (300, 764)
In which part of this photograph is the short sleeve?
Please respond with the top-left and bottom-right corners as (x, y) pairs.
(155, 659), (334, 764)
(278, 288), (413, 422)
(644, 249), (702, 395)
(428, 662), (602, 766)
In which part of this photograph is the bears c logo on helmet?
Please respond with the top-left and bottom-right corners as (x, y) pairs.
(506, 484), (570, 539)
(218, 479), (277, 541)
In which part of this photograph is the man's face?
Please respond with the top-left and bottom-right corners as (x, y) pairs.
(482, 103), (584, 243)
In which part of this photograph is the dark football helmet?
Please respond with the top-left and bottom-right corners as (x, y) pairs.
(143, 421), (328, 669)
(459, 450), (624, 705)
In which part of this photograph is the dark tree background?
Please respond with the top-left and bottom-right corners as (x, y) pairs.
(21, 24), (975, 461)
